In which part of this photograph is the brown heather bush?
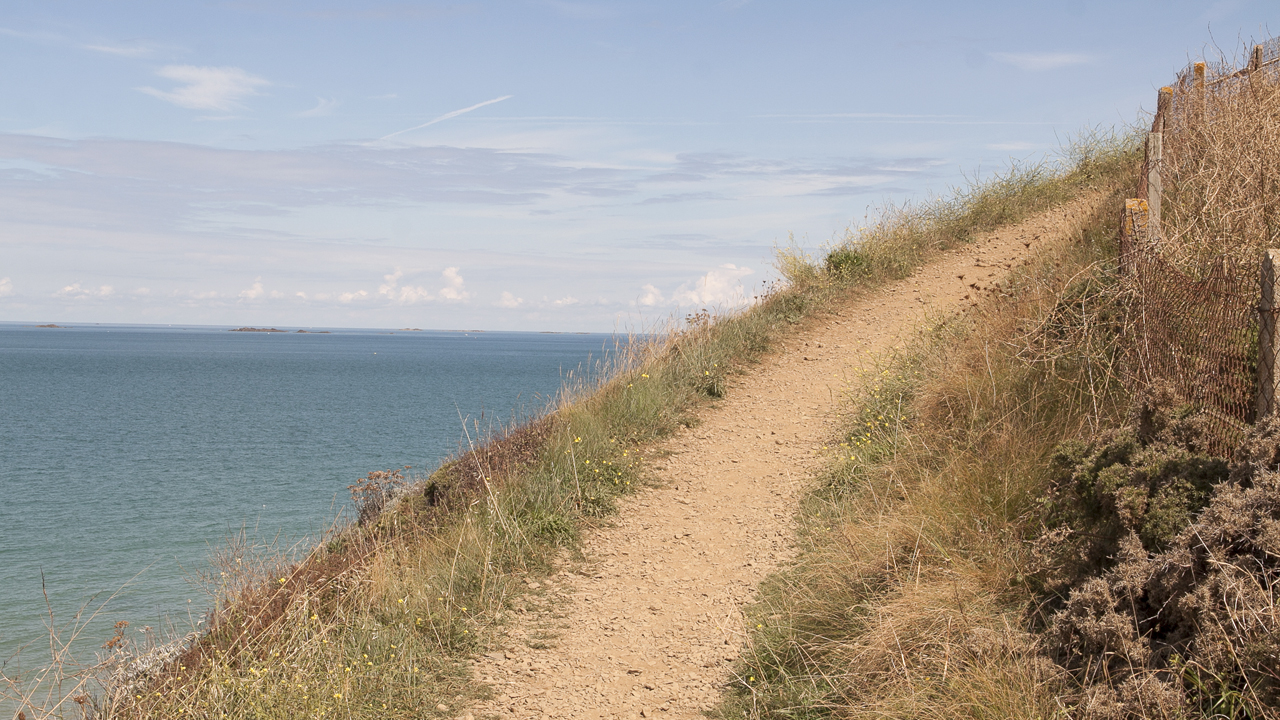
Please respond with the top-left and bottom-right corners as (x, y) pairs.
(1034, 389), (1228, 600)
(1048, 415), (1280, 718)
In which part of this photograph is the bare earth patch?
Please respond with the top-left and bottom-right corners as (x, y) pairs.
(465, 194), (1105, 720)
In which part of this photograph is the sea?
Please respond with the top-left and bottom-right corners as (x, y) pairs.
(0, 322), (614, 671)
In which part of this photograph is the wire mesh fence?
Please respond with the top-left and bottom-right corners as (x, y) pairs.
(1123, 253), (1257, 455)
(1120, 39), (1280, 455)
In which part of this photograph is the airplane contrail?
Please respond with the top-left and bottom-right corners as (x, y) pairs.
(381, 95), (513, 140)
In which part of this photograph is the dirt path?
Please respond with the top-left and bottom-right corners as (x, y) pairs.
(464, 194), (1103, 720)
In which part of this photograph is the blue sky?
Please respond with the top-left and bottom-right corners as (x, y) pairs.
(1, 1), (1274, 331)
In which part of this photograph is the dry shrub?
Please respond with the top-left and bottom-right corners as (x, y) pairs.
(417, 418), (553, 515)
(1159, 43), (1280, 277)
(1048, 415), (1280, 718)
(1034, 390), (1228, 599)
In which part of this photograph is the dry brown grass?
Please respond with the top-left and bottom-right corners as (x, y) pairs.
(1158, 45), (1280, 276)
(729, 162), (1137, 719)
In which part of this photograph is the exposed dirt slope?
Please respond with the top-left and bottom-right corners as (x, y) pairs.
(465, 194), (1105, 720)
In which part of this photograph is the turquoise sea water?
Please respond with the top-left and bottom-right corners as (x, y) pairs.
(0, 323), (611, 667)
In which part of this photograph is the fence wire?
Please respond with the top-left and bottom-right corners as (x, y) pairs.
(1123, 253), (1257, 455)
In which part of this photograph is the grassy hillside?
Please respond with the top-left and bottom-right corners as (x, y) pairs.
(5, 131), (1136, 719)
(728, 45), (1280, 720)
(727, 160), (1136, 719)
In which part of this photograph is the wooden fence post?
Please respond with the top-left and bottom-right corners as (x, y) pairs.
(1157, 86), (1172, 130)
(1194, 61), (1207, 119)
(1147, 130), (1162, 236)
(1120, 198), (1150, 275)
(1251, 44), (1264, 72)
(1258, 249), (1280, 419)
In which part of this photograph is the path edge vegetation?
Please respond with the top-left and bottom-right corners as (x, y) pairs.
(725, 144), (1142, 720)
(5, 129), (1138, 719)
(724, 44), (1280, 719)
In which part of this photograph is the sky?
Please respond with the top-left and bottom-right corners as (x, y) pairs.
(1, 1), (1275, 332)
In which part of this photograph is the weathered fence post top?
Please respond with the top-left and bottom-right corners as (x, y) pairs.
(1156, 86), (1173, 129)
(1119, 199), (1151, 275)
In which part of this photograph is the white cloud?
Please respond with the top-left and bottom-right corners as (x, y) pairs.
(376, 267), (468, 304)
(671, 264), (754, 307)
(54, 283), (114, 299)
(378, 269), (435, 303)
(0, 277), (12, 297)
(636, 283), (663, 307)
(339, 290), (368, 303)
(552, 295), (580, 307)
(496, 291), (524, 308)
(85, 44), (151, 57)
(437, 267), (470, 302)
(138, 66), (270, 111)
(988, 52), (1093, 72)
(239, 279), (265, 299)
(986, 141), (1040, 151)
(300, 97), (339, 117)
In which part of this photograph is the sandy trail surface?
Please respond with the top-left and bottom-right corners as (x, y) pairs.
(464, 194), (1103, 720)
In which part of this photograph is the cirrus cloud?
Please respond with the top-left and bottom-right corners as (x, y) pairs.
(988, 52), (1094, 72)
(138, 65), (270, 111)
(299, 97), (339, 117)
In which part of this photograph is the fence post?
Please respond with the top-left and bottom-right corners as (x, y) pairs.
(1157, 86), (1172, 131)
(1258, 249), (1280, 419)
(1147, 130), (1162, 236)
(1120, 198), (1150, 275)
(1194, 61), (1207, 119)
(1251, 44), (1264, 72)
